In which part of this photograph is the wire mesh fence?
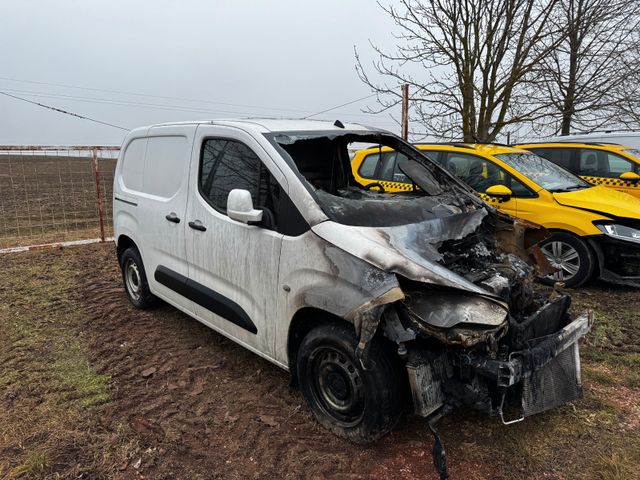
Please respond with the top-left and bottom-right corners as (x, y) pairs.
(0, 146), (120, 250)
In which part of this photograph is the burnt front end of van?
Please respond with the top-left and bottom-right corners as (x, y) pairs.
(373, 214), (593, 424)
(392, 293), (591, 423)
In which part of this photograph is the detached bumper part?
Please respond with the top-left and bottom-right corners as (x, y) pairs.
(408, 312), (592, 422)
(476, 312), (592, 423)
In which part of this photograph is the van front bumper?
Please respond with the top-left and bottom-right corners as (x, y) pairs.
(407, 311), (593, 423)
(463, 312), (592, 422)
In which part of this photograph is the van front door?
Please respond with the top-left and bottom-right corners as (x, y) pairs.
(183, 126), (284, 358)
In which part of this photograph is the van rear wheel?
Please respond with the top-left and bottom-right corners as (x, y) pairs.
(539, 232), (595, 288)
(119, 247), (158, 309)
(296, 322), (405, 444)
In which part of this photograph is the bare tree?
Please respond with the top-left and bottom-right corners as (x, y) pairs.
(611, 32), (640, 130)
(530, 0), (640, 135)
(356, 0), (564, 142)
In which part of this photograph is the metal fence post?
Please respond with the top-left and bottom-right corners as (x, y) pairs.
(92, 149), (106, 242)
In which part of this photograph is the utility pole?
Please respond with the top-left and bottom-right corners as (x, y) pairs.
(401, 84), (409, 140)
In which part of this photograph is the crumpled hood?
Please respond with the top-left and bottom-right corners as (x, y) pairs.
(311, 208), (505, 303)
(553, 185), (640, 218)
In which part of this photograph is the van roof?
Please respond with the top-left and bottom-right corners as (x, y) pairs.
(145, 118), (379, 133)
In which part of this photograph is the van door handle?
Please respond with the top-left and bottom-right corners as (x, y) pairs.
(165, 213), (180, 223)
(188, 220), (207, 232)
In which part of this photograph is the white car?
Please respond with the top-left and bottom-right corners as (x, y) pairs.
(535, 131), (640, 150)
(113, 119), (590, 445)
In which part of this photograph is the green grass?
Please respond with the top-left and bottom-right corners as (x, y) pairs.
(0, 249), (110, 477)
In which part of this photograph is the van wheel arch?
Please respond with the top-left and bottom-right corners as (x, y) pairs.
(287, 308), (347, 384)
(116, 234), (138, 261)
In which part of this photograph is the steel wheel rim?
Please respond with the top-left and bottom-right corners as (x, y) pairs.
(309, 346), (364, 427)
(541, 240), (581, 282)
(125, 258), (142, 301)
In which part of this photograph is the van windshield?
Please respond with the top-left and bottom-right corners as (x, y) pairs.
(265, 131), (479, 227)
(495, 152), (590, 192)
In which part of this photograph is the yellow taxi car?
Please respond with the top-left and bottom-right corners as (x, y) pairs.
(517, 142), (640, 199)
(352, 143), (640, 287)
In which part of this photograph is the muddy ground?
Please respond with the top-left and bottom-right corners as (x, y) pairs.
(1, 243), (639, 479)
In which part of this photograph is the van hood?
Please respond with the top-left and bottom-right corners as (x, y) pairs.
(552, 185), (640, 219)
(312, 209), (494, 298)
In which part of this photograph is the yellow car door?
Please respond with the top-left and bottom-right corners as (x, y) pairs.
(440, 151), (520, 217)
(576, 147), (640, 198)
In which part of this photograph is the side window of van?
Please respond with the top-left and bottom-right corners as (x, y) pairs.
(199, 138), (280, 220)
(143, 136), (187, 198)
(121, 138), (147, 191)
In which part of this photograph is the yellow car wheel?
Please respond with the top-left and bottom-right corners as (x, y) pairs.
(539, 232), (596, 288)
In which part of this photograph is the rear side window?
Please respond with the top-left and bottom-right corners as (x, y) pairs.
(578, 149), (635, 178)
(199, 138), (279, 215)
(358, 151), (409, 183)
(358, 153), (379, 178)
(121, 137), (147, 191)
(143, 136), (187, 198)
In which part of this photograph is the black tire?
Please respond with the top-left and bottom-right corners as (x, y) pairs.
(539, 232), (595, 288)
(296, 322), (405, 444)
(119, 247), (158, 309)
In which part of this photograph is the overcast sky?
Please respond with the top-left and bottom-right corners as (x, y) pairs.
(1, 0), (405, 145)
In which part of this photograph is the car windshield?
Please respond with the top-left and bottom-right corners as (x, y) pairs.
(495, 152), (590, 192)
(624, 149), (640, 161)
(265, 131), (478, 227)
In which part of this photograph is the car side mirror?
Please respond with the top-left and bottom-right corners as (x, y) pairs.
(619, 171), (640, 182)
(227, 189), (263, 224)
(485, 184), (513, 200)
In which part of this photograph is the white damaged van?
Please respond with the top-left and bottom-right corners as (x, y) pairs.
(113, 119), (591, 447)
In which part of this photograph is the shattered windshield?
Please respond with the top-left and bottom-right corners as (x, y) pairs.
(265, 131), (479, 227)
(495, 152), (590, 192)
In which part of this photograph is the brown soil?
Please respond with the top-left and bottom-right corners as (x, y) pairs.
(1, 243), (639, 479)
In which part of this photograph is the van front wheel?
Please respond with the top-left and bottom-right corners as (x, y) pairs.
(296, 322), (404, 444)
(119, 247), (158, 309)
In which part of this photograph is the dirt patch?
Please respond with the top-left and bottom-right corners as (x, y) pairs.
(1, 243), (639, 479)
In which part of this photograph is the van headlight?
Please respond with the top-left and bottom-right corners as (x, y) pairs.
(595, 223), (640, 244)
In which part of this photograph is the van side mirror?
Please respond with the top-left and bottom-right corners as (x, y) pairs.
(227, 189), (263, 224)
(620, 171), (640, 182)
(485, 184), (513, 200)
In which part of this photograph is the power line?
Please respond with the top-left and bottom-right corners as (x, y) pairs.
(302, 93), (378, 119)
(0, 91), (129, 131)
(0, 75), (308, 113)
(1, 87), (400, 126)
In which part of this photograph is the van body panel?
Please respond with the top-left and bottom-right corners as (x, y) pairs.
(183, 124), (285, 358)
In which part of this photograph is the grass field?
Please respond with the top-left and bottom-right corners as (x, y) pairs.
(0, 243), (639, 479)
(0, 154), (116, 248)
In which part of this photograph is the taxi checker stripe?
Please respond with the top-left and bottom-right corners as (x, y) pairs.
(581, 175), (639, 188)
